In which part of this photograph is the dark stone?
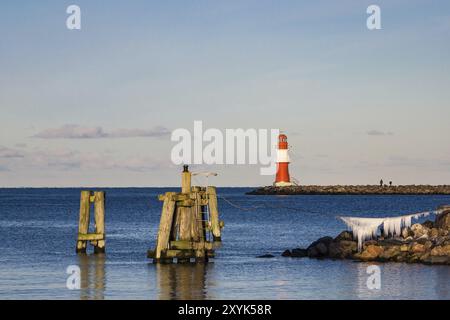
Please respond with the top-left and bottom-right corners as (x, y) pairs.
(281, 250), (291, 257)
(423, 255), (450, 265)
(291, 248), (308, 258)
(307, 246), (320, 258)
(435, 210), (450, 230)
(378, 245), (401, 261)
(422, 220), (434, 229)
(316, 242), (328, 256)
(329, 240), (357, 259)
(307, 236), (333, 257)
(430, 256), (450, 265)
(334, 231), (353, 242)
(257, 254), (275, 258)
(377, 239), (404, 247)
(307, 236), (333, 249)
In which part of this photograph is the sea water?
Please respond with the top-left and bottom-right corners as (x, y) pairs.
(0, 188), (449, 300)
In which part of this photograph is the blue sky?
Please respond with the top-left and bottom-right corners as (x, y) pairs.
(0, 0), (450, 187)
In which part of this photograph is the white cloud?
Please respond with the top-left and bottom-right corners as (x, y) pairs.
(0, 146), (25, 158)
(33, 125), (170, 139)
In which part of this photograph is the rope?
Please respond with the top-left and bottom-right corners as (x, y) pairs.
(217, 195), (318, 212)
(218, 195), (268, 211)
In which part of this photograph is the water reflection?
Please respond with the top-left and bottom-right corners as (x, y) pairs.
(433, 266), (450, 298)
(78, 254), (106, 300)
(155, 263), (213, 300)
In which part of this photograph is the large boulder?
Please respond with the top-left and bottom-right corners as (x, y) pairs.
(328, 240), (357, 259)
(356, 245), (384, 261)
(379, 245), (401, 260)
(422, 220), (434, 229)
(281, 250), (291, 257)
(291, 248), (308, 258)
(334, 231), (353, 242)
(435, 207), (450, 230)
(411, 223), (429, 238)
(401, 227), (413, 239)
(410, 242), (426, 253)
(430, 228), (440, 238)
(430, 244), (450, 256)
(307, 236), (333, 257)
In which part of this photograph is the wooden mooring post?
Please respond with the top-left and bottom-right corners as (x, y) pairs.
(76, 191), (106, 254)
(148, 166), (224, 263)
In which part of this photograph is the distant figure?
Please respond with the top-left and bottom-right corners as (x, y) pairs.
(380, 179), (383, 187)
(389, 181), (393, 187)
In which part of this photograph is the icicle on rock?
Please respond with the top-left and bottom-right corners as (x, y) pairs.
(340, 217), (385, 251)
(340, 211), (439, 251)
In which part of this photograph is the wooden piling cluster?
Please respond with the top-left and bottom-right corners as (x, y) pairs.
(148, 166), (224, 263)
(76, 191), (106, 254)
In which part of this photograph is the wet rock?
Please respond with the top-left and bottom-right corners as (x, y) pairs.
(400, 244), (409, 252)
(379, 246), (401, 260)
(328, 240), (357, 259)
(408, 253), (422, 263)
(422, 220), (434, 229)
(435, 209), (450, 230)
(316, 243), (328, 256)
(411, 223), (429, 238)
(402, 227), (413, 239)
(410, 243), (426, 253)
(291, 248), (308, 258)
(308, 236), (333, 248)
(356, 245), (384, 261)
(307, 246), (320, 258)
(430, 244), (450, 256)
(394, 252), (409, 262)
(429, 256), (450, 265)
(257, 254), (275, 258)
(430, 228), (440, 238)
(307, 236), (333, 257)
(281, 250), (291, 257)
(363, 240), (378, 247)
(334, 231), (353, 242)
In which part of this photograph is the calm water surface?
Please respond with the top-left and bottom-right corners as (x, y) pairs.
(0, 188), (449, 299)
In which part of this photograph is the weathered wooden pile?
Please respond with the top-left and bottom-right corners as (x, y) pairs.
(76, 191), (106, 254)
(75, 167), (224, 262)
(147, 165), (224, 263)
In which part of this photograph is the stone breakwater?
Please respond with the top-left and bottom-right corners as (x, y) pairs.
(247, 185), (450, 195)
(281, 210), (450, 265)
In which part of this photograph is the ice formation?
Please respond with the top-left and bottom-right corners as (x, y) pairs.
(340, 210), (437, 251)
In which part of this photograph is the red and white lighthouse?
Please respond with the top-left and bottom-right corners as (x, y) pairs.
(274, 134), (293, 187)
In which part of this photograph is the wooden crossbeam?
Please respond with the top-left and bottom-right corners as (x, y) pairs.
(78, 233), (104, 241)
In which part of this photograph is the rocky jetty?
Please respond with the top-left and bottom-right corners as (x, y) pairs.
(247, 185), (450, 195)
(282, 210), (450, 265)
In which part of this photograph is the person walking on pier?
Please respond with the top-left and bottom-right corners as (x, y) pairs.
(380, 179), (384, 187)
